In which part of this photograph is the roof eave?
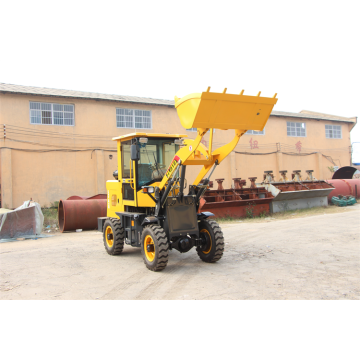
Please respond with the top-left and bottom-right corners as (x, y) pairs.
(270, 112), (356, 124)
(0, 90), (175, 108)
(112, 133), (188, 141)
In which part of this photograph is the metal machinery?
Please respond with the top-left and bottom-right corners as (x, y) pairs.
(98, 88), (278, 271)
(262, 170), (335, 212)
(198, 178), (274, 218)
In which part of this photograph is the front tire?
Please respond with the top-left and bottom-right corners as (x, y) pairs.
(141, 225), (169, 271)
(103, 218), (125, 255)
(196, 219), (224, 263)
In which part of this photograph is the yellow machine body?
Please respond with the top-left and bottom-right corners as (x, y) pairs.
(106, 89), (278, 218)
(106, 133), (186, 218)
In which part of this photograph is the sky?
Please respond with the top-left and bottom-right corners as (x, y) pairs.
(1, 0), (359, 161)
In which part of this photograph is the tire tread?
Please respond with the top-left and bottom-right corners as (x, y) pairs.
(196, 219), (224, 263)
(103, 218), (125, 255)
(141, 225), (169, 271)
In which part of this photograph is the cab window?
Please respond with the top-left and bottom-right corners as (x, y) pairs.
(138, 139), (179, 187)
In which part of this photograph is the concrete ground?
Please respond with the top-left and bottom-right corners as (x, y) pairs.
(1, 205), (359, 300)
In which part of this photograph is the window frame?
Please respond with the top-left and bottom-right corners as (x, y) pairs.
(287, 121), (306, 137)
(245, 129), (266, 135)
(29, 101), (75, 126)
(325, 124), (342, 139)
(186, 128), (215, 133)
(116, 108), (152, 130)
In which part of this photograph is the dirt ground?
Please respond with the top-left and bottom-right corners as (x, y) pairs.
(1, 205), (359, 300)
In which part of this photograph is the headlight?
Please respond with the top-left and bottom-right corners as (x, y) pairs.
(142, 186), (154, 193)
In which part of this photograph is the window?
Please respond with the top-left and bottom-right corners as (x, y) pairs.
(186, 128), (214, 133)
(116, 108), (151, 129)
(325, 124), (342, 139)
(287, 121), (306, 137)
(121, 138), (179, 188)
(30, 102), (74, 126)
(246, 129), (265, 135)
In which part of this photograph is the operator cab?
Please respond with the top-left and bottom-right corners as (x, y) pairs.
(112, 133), (187, 202)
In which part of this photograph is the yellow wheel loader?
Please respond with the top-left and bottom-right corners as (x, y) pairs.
(98, 88), (278, 271)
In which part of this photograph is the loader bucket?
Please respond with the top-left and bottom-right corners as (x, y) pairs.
(175, 89), (278, 131)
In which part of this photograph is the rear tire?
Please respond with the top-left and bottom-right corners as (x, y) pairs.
(103, 218), (125, 255)
(196, 219), (224, 263)
(141, 225), (169, 271)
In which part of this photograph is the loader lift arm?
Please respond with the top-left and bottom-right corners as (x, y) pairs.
(159, 87), (278, 190)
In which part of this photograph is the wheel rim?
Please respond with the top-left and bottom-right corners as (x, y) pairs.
(200, 229), (212, 254)
(144, 235), (155, 262)
(105, 226), (114, 247)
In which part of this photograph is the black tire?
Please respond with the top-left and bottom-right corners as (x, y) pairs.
(103, 218), (125, 255)
(141, 225), (169, 271)
(196, 219), (224, 263)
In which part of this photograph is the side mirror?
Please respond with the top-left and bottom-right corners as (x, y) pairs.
(131, 144), (140, 160)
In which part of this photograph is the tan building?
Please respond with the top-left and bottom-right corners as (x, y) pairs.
(0, 83), (357, 208)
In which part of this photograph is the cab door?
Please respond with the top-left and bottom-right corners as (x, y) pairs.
(121, 141), (138, 206)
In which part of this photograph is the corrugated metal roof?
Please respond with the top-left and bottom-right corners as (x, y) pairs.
(0, 82), (174, 107)
(0, 82), (356, 123)
(271, 110), (355, 123)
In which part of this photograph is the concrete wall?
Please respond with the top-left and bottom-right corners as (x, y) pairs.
(0, 92), (355, 207)
(185, 116), (353, 189)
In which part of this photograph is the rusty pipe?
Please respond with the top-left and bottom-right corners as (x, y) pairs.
(58, 199), (107, 232)
(326, 179), (360, 200)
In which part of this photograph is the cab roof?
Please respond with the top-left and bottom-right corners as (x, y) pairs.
(112, 132), (188, 141)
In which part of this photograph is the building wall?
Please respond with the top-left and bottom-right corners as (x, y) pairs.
(0, 92), (355, 208)
(186, 116), (353, 189)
